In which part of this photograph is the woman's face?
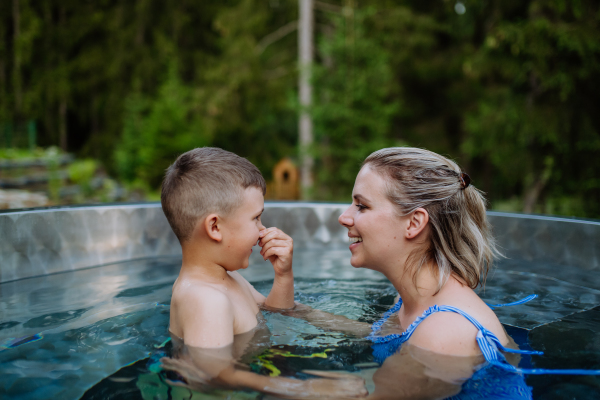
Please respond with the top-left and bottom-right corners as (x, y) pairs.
(338, 165), (408, 273)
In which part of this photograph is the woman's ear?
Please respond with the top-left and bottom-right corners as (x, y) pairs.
(203, 213), (223, 242)
(406, 208), (429, 239)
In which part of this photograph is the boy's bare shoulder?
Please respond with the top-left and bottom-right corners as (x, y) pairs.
(227, 270), (249, 286)
(170, 276), (236, 347)
(172, 277), (233, 311)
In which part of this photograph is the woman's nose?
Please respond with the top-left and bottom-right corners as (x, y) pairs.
(338, 206), (354, 228)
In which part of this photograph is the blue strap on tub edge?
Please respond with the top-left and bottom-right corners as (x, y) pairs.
(487, 294), (538, 310)
(367, 294), (600, 376)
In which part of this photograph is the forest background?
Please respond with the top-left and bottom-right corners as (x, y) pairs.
(1, 0), (600, 217)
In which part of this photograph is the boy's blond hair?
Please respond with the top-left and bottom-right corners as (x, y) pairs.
(161, 147), (266, 243)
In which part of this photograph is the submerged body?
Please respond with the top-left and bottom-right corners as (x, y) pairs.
(369, 296), (532, 399)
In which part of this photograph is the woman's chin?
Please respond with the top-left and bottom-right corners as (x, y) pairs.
(349, 257), (363, 269)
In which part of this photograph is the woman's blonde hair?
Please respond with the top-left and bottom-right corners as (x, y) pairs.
(363, 147), (500, 292)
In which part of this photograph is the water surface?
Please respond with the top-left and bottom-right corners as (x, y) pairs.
(1, 250), (599, 399)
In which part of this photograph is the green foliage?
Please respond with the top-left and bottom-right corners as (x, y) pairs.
(2, 0), (600, 217)
(67, 159), (97, 198)
(311, 8), (399, 199)
(459, 0), (600, 215)
(116, 63), (211, 188)
(0, 146), (60, 160)
(46, 148), (63, 203)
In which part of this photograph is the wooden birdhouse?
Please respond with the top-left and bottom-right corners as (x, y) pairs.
(270, 158), (299, 200)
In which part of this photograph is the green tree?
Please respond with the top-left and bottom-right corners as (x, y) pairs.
(116, 63), (212, 189)
(311, 6), (399, 199)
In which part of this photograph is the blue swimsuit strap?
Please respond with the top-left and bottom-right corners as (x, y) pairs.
(486, 294), (538, 310)
(368, 294), (600, 376)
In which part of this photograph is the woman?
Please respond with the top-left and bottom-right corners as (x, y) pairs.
(339, 147), (505, 356)
(337, 147), (533, 398)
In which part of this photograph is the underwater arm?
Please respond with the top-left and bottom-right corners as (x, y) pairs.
(281, 303), (373, 338)
(161, 343), (368, 398)
(216, 367), (367, 398)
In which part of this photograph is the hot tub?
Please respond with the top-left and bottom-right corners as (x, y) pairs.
(1, 203), (599, 399)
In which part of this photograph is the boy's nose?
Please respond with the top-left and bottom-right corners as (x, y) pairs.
(258, 221), (266, 230)
(338, 205), (354, 228)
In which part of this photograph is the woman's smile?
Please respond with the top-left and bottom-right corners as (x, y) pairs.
(349, 235), (363, 251)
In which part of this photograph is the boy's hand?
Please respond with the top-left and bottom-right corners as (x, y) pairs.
(258, 227), (293, 276)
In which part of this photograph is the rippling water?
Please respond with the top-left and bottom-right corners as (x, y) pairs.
(0, 250), (599, 399)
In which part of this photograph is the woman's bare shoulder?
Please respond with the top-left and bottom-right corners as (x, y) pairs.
(408, 311), (482, 356)
(407, 293), (508, 356)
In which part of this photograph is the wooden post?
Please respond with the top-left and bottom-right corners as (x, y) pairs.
(298, 0), (313, 199)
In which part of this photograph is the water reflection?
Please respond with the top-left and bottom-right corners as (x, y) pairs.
(159, 314), (368, 398)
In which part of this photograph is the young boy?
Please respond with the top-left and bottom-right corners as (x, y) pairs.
(161, 147), (295, 348)
(160, 147), (366, 398)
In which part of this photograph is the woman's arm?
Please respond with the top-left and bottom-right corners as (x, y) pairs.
(272, 302), (373, 338)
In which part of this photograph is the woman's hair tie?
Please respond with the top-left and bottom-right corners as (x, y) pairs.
(459, 173), (471, 190)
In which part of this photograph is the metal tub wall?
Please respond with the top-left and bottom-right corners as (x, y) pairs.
(1, 204), (599, 287)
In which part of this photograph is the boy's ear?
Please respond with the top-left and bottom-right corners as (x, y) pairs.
(405, 207), (429, 239)
(203, 213), (223, 242)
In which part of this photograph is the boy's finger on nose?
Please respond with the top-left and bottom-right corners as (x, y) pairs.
(263, 247), (285, 261)
(259, 233), (273, 245)
(259, 227), (276, 237)
(260, 241), (275, 255)
(260, 239), (287, 255)
(263, 229), (285, 243)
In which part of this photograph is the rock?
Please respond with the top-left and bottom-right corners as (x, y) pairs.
(0, 189), (49, 210)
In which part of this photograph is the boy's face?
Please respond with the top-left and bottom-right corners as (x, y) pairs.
(220, 187), (266, 271)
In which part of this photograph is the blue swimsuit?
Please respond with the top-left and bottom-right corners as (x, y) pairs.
(367, 294), (600, 399)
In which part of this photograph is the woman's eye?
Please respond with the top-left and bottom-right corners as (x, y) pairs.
(356, 204), (367, 211)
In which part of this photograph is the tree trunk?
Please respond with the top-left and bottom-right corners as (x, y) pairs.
(59, 99), (67, 151)
(298, 0), (314, 199)
(523, 171), (550, 214)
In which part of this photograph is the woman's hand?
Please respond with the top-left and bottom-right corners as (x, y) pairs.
(299, 370), (368, 399)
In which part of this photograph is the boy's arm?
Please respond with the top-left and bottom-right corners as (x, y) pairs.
(256, 226), (370, 335)
(258, 227), (295, 309)
(177, 287), (235, 349)
(231, 272), (267, 304)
